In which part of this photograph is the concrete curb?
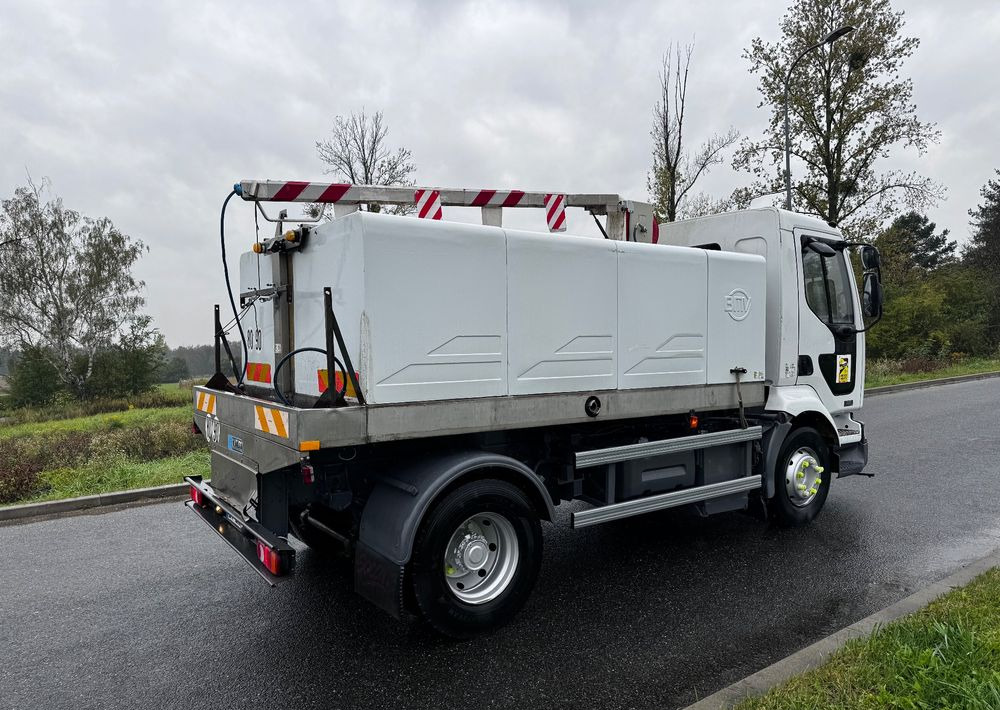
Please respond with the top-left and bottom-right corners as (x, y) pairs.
(865, 370), (1000, 396)
(0, 483), (188, 524)
(683, 548), (1000, 709)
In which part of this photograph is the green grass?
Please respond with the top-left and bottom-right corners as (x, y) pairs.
(865, 358), (1000, 389)
(865, 357), (1000, 389)
(0, 382), (194, 425)
(0, 405), (190, 439)
(19, 450), (210, 504)
(0, 386), (205, 506)
(735, 568), (1000, 709)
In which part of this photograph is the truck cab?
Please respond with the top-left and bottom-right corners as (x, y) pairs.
(656, 208), (873, 480)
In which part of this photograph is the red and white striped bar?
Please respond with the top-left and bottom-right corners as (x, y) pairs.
(237, 180), (619, 213)
(466, 189), (526, 208)
(544, 193), (567, 232)
(415, 189), (443, 220)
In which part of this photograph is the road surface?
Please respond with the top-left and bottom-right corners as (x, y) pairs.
(2, 378), (999, 710)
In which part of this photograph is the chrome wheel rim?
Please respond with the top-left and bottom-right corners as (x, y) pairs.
(784, 447), (825, 508)
(443, 512), (519, 604)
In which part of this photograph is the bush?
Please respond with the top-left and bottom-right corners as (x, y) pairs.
(85, 333), (167, 399)
(899, 357), (943, 374)
(0, 418), (203, 503)
(0, 438), (44, 503)
(7, 347), (65, 407)
(4, 385), (192, 424)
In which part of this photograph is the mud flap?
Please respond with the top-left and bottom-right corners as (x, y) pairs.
(836, 438), (870, 477)
(354, 541), (406, 618)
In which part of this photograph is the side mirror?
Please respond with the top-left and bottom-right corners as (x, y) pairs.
(862, 271), (883, 318)
(861, 245), (881, 271)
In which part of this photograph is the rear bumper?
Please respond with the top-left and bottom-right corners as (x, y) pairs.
(184, 476), (295, 585)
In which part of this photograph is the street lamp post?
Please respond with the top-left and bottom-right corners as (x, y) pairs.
(783, 25), (856, 211)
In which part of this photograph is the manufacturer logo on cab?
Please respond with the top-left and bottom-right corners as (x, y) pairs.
(725, 288), (751, 321)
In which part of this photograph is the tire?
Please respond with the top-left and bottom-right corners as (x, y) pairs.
(769, 426), (832, 527)
(410, 479), (543, 639)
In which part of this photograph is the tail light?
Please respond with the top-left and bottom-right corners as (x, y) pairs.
(256, 541), (283, 575)
(301, 463), (315, 485)
(189, 485), (205, 506)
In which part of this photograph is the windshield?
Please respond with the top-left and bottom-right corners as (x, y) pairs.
(802, 243), (855, 326)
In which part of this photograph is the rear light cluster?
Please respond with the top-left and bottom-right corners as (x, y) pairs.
(189, 485), (205, 506)
(256, 541), (284, 575)
(301, 463), (315, 484)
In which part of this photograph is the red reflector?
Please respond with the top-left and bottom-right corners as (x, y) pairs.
(302, 463), (315, 485)
(256, 541), (282, 575)
(190, 485), (205, 506)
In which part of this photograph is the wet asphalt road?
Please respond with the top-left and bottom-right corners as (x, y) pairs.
(2, 378), (999, 710)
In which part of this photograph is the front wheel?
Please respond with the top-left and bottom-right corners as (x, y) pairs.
(410, 479), (542, 638)
(769, 426), (832, 527)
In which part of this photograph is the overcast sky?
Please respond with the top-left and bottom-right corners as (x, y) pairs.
(1, 0), (997, 346)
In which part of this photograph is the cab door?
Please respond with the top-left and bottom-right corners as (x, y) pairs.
(795, 231), (864, 416)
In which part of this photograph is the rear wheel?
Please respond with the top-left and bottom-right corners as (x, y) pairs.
(410, 479), (542, 638)
(770, 426), (832, 527)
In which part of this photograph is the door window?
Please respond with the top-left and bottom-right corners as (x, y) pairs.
(802, 243), (855, 326)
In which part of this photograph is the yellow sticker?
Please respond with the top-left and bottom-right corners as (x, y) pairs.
(836, 355), (852, 384)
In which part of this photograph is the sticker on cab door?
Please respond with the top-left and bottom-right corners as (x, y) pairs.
(836, 355), (852, 384)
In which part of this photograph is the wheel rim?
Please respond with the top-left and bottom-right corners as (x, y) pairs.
(784, 447), (825, 508)
(443, 512), (519, 605)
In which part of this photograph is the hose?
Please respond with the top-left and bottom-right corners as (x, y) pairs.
(220, 189), (248, 384)
(272, 347), (347, 407)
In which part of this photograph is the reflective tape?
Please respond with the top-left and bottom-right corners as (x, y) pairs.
(317, 369), (358, 398)
(414, 189), (443, 220)
(544, 193), (567, 232)
(195, 392), (217, 416)
(246, 362), (272, 384)
(254, 405), (289, 438)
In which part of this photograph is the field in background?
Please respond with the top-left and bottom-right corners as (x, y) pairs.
(0, 381), (207, 506)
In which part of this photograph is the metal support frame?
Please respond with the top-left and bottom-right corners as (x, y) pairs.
(571, 475), (763, 528)
(205, 304), (237, 392)
(574, 426), (763, 469)
(236, 180), (636, 241)
(319, 287), (366, 407)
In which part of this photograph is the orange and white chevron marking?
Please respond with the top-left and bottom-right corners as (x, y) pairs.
(254, 405), (289, 438)
(195, 392), (217, 416)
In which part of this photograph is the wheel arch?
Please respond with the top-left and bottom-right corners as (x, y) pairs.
(762, 386), (839, 497)
(353, 450), (553, 618)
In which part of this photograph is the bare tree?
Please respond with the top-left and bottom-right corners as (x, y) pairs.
(315, 109), (416, 215)
(0, 179), (149, 397)
(648, 42), (739, 222)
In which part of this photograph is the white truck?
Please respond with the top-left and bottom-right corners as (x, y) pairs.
(186, 180), (882, 637)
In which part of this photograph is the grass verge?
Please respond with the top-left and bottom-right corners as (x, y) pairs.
(865, 357), (1000, 389)
(0, 392), (204, 505)
(735, 567), (1000, 709)
(0, 382), (195, 425)
(17, 450), (210, 504)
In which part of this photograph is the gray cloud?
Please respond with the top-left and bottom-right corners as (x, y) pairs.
(0, 0), (995, 345)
